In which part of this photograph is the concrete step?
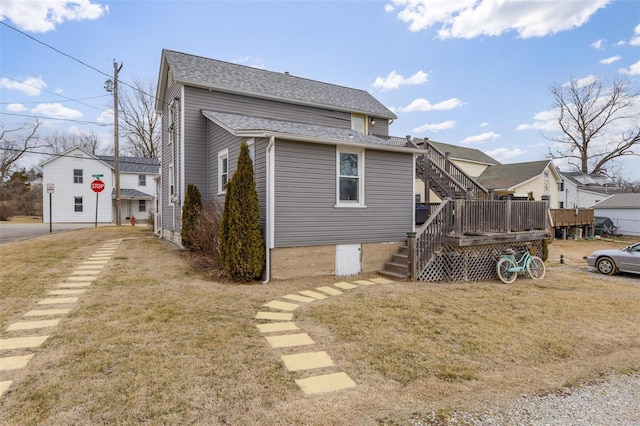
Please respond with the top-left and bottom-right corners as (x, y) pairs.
(392, 253), (408, 264)
(377, 269), (408, 281)
(383, 261), (408, 275)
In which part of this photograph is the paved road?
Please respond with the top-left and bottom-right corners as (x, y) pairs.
(0, 222), (109, 244)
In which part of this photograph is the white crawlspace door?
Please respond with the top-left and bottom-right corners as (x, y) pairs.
(336, 244), (361, 276)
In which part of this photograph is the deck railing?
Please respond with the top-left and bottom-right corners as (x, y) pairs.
(549, 208), (594, 227)
(408, 199), (548, 280)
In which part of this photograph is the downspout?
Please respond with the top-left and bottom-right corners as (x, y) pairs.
(262, 136), (275, 284)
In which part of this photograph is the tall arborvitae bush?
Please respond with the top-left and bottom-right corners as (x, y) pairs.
(181, 183), (203, 250)
(219, 142), (265, 282)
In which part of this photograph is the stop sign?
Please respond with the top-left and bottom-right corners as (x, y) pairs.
(91, 179), (105, 193)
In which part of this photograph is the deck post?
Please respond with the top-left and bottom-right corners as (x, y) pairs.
(455, 199), (463, 235)
(506, 199), (512, 233)
(407, 232), (417, 281)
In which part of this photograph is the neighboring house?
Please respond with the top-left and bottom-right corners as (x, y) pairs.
(413, 138), (500, 203)
(154, 49), (424, 279)
(476, 160), (562, 208)
(558, 172), (619, 209)
(41, 147), (159, 223)
(592, 193), (640, 236)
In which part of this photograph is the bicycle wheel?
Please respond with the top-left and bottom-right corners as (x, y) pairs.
(496, 258), (517, 284)
(527, 256), (546, 280)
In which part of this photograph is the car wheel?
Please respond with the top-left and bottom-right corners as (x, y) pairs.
(596, 257), (616, 275)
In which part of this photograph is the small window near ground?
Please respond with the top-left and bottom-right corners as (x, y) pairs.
(139, 175), (146, 186)
(139, 200), (146, 212)
(73, 169), (83, 184)
(169, 164), (175, 204)
(74, 197), (83, 212)
(218, 149), (229, 194)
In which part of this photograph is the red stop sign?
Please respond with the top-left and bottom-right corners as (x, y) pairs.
(91, 179), (105, 193)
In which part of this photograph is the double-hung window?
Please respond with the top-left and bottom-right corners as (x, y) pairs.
(336, 147), (364, 207)
(74, 197), (83, 212)
(218, 149), (229, 194)
(139, 200), (146, 212)
(73, 169), (83, 184)
(168, 164), (175, 204)
(139, 174), (146, 186)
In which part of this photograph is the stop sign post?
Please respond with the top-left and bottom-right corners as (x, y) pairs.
(91, 179), (105, 227)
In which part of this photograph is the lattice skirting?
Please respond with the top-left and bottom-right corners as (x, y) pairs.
(418, 240), (544, 282)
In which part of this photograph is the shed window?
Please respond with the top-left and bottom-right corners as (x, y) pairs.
(336, 147), (365, 207)
(74, 197), (83, 212)
(73, 169), (83, 184)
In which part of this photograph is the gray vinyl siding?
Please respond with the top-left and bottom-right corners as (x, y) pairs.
(254, 137), (268, 233)
(160, 78), (182, 231)
(274, 140), (413, 247)
(186, 86), (352, 129)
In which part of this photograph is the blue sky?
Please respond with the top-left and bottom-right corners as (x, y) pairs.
(1, 0), (639, 179)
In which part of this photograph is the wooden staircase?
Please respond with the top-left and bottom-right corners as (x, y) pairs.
(378, 245), (410, 280)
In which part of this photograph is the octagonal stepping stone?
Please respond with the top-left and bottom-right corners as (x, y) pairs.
(295, 372), (356, 395)
(7, 319), (60, 331)
(0, 381), (12, 397)
(256, 322), (299, 333)
(0, 336), (48, 350)
(299, 290), (327, 300)
(283, 294), (315, 303)
(37, 297), (78, 305)
(334, 282), (357, 289)
(265, 333), (314, 348)
(316, 286), (343, 296)
(281, 351), (334, 371)
(0, 354), (34, 371)
(263, 300), (300, 311)
(24, 309), (70, 317)
(255, 312), (294, 321)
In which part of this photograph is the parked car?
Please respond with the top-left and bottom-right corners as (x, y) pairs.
(583, 242), (640, 275)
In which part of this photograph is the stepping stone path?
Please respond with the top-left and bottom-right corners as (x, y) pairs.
(0, 239), (122, 397)
(255, 276), (394, 395)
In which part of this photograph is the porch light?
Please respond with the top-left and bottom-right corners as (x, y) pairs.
(369, 117), (376, 127)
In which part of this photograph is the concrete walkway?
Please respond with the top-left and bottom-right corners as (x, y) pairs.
(0, 239), (122, 397)
(255, 277), (395, 395)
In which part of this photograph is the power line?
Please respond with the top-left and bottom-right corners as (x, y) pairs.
(0, 147), (160, 165)
(1, 112), (113, 126)
(0, 94), (110, 105)
(1, 21), (166, 108)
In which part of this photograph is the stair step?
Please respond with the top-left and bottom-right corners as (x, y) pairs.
(392, 253), (408, 264)
(384, 261), (408, 275)
(398, 246), (408, 256)
(377, 270), (408, 280)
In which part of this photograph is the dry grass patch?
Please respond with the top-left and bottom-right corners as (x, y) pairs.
(1, 232), (639, 425)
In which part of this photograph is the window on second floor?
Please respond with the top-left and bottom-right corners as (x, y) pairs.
(73, 169), (83, 184)
(351, 114), (366, 134)
(139, 174), (146, 186)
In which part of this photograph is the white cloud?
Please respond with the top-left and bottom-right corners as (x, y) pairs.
(461, 131), (500, 144)
(630, 24), (640, 46)
(480, 122), (489, 127)
(0, 0), (108, 33)
(485, 147), (526, 161)
(31, 103), (82, 119)
(233, 56), (266, 69)
(615, 39), (626, 46)
(399, 97), (465, 112)
(413, 120), (456, 133)
(372, 70), (429, 91)
(388, 0), (611, 39)
(0, 76), (46, 96)
(6, 103), (27, 112)
(384, 3), (395, 13)
(600, 56), (621, 65)
(97, 109), (113, 124)
(620, 60), (640, 76)
(54, 88), (64, 95)
(563, 74), (598, 88)
(590, 39), (604, 50)
(516, 108), (559, 132)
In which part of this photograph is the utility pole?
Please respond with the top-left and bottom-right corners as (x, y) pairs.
(113, 60), (123, 225)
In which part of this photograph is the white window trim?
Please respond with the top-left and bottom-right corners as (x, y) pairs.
(351, 113), (366, 134)
(335, 146), (365, 208)
(168, 163), (175, 205)
(218, 148), (229, 195)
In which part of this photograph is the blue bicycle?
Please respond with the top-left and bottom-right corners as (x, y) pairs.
(496, 242), (546, 284)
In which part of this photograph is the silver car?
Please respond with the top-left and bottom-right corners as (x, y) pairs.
(584, 242), (640, 275)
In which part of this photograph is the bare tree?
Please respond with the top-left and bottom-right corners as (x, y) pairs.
(546, 77), (640, 176)
(46, 130), (107, 155)
(118, 78), (160, 158)
(0, 119), (44, 182)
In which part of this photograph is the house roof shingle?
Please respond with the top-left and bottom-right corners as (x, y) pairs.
(202, 110), (419, 151)
(97, 156), (160, 174)
(592, 193), (640, 209)
(161, 50), (396, 119)
(476, 160), (551, 190)
(416, 139), (500, 165)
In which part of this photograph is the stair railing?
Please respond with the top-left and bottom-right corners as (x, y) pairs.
(407, 198), (453, 281)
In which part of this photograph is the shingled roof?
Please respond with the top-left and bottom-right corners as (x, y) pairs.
(202, 111), (420, 152)
(592, 193), (640, 209)
(414, 139), (500, 165)
(98, 156), (160, 174)
(476, 160), (552, 190)
(157, 50), (396, 119)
